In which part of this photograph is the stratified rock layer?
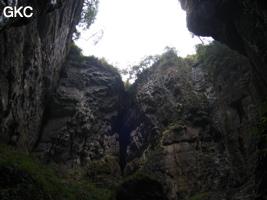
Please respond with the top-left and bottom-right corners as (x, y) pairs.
(0, 0), (83, 151)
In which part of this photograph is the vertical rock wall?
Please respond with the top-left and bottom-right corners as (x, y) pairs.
(0, 0), (83, 151)
(35, 55), (124, 171)
(178, 1), (267, 197)
(121, 43), (261, 199)
(178, 0), (267, 97)
(0, 1), (265, 199)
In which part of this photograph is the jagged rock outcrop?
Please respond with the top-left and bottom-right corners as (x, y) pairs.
(178, 0), (267, 97)
(35, 55), (124, 170)
(121, 42), (261, 200)
(0, 0), (83, 151)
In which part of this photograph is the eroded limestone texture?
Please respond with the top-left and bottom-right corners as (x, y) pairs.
(121, 46), (260, 199)
(0, 0), (83, 151)
(35, 56), (124, 170)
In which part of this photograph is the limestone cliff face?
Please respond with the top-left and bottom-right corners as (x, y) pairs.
(35, 55), (124, 170)
(178, 0), (267, 97)
(179, 1), (267, 197)
(121, 43), (261, 200)
(34, 42), (261, 200)
(0, 1), (266, 199)
(0, 0), (83, 151)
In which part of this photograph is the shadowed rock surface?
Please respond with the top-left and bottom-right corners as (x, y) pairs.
(0, 0), (83, 151)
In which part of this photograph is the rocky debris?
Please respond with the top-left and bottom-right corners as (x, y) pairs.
(121, 43), (261, 199)
(0, 0), (83, 151)
(35, 56), (124, 169)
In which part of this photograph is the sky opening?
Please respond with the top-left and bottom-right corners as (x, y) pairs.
(75, 0), (212, 70)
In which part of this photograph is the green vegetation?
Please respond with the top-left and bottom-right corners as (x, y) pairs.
(67, 43), (121, 79)
(69, 42), (83, 57)
(0, 143), (168, 200)
(79, 0), (99, 30)
(123, 78), (132, 91)
(83, 158), (120, 190)
(120, 54), (160, 82)
(86, 56), (121, 76)
(67, 41), (85, 64)
(158, 46), (184, 67)
(122, 46), (184, 83)
(258, 99), (267, 132)
(188, 192), (214, 200)
(0, 143), (114, 200)
(195, 41), (233, 70)
(163, 123), (187, 134)
(251, 99), (267, 155)
(73, 0), (99, 40)
(122, 172), (158, 185)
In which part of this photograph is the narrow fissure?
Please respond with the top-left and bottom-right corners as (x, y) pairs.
(118, 125), (131, 175)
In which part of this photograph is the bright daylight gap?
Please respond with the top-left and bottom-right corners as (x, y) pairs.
(75, 0), (212, 72)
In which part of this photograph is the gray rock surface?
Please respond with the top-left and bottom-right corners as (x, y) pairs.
(35, 56), (124, 169)
(178, 0), (267, 97)
(121, 44), (261, 199)
(0, 1), (265, 199)
(0, 0), (83, 151)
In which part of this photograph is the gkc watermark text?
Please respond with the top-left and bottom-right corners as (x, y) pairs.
(3, 6), (33, 18)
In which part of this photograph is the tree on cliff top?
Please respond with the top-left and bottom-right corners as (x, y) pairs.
(73, 0), (99, 40)
(121, 46), (180, 84)
(79, 0), (99, 30)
